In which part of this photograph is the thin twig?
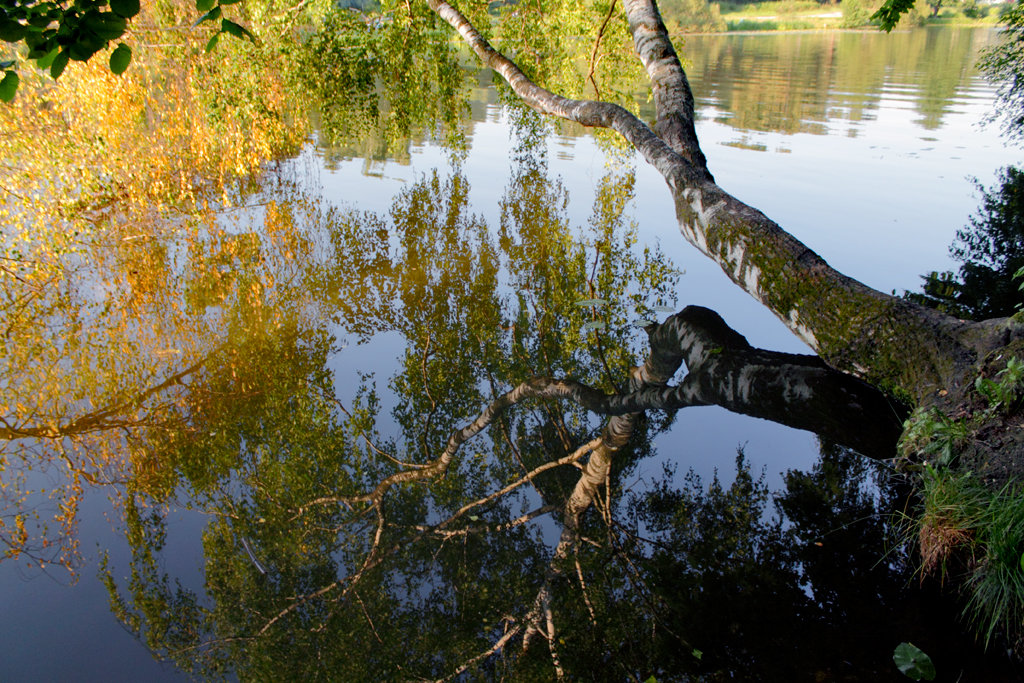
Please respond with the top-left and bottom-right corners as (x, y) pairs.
(435, 622), (523, 682)
(587, 0), (619, 99)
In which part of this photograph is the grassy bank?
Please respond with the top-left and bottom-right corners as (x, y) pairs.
(897, 355), (1024, 652)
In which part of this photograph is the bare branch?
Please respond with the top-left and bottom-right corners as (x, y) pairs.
(424, 0), (692, 183)
(586, 0), (619, 100)
(434, 622), (523, 682)
(415, 504), (557, 538)
(574, 547), (598, 627)
(326, 394), (423, 469)
(259, 500), (386, 635)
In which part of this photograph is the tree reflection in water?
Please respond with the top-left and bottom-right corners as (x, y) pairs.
(31, 144), (994, 679)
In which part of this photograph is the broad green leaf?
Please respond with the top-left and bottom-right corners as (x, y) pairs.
(50, 49), (69, 79)
(196, 0), (217, 13)
(0, 71), (18, 102)
(205, 33), (219, 52)
(575, 298), (608, 307)
(692, 649), (703, 660)
(193, 7), (221, 26)
(893, 642), (936, 681)
(69, 39), (105, 62)
(35, 47), (59, 69)
(110, 0), (141, 19)
(582, 321), (607, 332)
(109, 43), (131, 75)
(83, 12), (127, 41)
(220, 19), (254, 41)
(872, 0), (917, 32)
(26, 12), (51, 28)
(0, 20), (26, 42)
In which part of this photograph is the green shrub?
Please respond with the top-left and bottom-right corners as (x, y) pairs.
(662, 0), (728, 32)
(962, 0), (989, 20)
(841, 0), (875, 27)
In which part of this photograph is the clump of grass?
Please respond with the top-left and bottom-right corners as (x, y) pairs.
(913, 467), (1024, 650)
(916, 467), (984, 578)
(964, 486), (1024, 648)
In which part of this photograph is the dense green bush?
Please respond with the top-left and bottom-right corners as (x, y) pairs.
(661, 0), (728, 32)
(840, 0), (875, 26)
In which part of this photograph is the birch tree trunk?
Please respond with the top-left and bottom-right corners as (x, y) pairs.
(425, 0), (1022, 402)
(425, 0), (1024, 478)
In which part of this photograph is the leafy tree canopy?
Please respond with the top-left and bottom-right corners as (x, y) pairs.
(979, 2), (1024, 143)
(0, 0), (926, 105)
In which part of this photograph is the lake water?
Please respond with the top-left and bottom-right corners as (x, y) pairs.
(2, 25), (1021, 681)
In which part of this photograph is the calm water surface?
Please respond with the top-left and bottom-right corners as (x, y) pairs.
(1, 26), (1020, 680)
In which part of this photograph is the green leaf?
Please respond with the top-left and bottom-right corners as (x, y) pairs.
(26, 12), (52, 28)
(109, 43), (131, 75)
(193, 7), (221, 26)
(0, 71), (18, 103)
(468, 515), (479, 521)
(871, 0), (917, 31)
(893, 642), (936, 681)
(83, 11), (127, 41)
(575, 298), (608, 307)
(196, 0), (217, 12)
(692, 649), (703, 660)
(220, 0), (244, 5)
(110, 0), (141, 19)
(220, 19), (254, 41)
(50, 50), (69, 79)
(0, 20), (26, 42)
(69, 37), (105, 62)
(35, 48), (59, 69)
(205, 33), (219, 52)
(582, 321), (607, 332)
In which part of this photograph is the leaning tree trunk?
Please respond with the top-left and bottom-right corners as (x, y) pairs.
(425, 0), (1023, 409)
